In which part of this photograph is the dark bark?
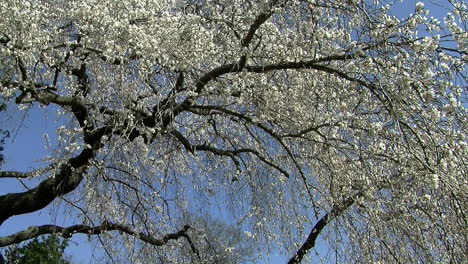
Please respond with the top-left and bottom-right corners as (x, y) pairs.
(0, 221), (195, 251)
(288, 194), (359, 264)
(0, 156), (89, 226)
(0, 87), (107, 226)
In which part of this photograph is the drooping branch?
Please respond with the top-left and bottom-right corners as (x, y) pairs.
(172, 52), (366, 125)
(245, 62), (390, 107)
(288, 193), (360, 264)
(171, 129), (290, 178)
(196, 58), (391, 114)
(187, 104), (322, 211)
(0, 221), (197, 256)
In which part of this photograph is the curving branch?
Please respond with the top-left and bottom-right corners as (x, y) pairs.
(193, 0), (286, 95)
(0, 163), (86, 226)
(192, 55), (374, 99)
(288, 193), (360, 264)
(186, 104), (321, 205)
(0, 125), (109, 226)
(171, 129), (290, 178)
(0, 221), (198, 256)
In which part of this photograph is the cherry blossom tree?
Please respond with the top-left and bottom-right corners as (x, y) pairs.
(0, 0), (466, 262)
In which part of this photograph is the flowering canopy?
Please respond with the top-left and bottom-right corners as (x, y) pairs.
(0, 0), (466, 262)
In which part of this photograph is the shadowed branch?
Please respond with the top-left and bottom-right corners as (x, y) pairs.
(288, 193), (360, 264)
(0, 221), (199, 258)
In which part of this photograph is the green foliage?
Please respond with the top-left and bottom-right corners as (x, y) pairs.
(3, 236), (70, 264)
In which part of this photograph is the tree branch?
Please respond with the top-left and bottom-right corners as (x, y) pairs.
(0, 126), (109, 226)
(0, 163), (86, 226)
(288, 193), (360, 264)
(0, 221), (196, 252)
(0, 165), (54, 179)
(171, 129), (289, 178)
(194, 1), (287, 94)
(193, 55), (371, 97)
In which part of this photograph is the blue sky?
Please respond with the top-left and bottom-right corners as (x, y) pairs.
(0, 104), (94, 263)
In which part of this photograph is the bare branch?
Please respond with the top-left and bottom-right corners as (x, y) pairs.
(288, 193), (361, 264)
(0, 221), (196, 253)
(171, 129), (289, 178)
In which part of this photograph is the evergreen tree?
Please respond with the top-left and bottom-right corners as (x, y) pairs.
(2, 236), (70, 264)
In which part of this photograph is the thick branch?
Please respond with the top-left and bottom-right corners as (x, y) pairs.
(0, 221), (194, 250)
(0, 126), (109, 226)
(195, 1), (285, 94)
(0, 163), (86, 226)
(288, 193), (360, 264)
